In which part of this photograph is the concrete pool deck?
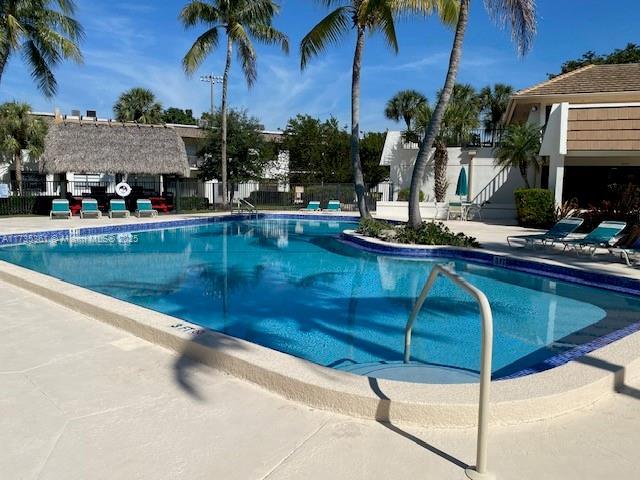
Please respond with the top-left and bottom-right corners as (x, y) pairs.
(2, 280), (640, 480)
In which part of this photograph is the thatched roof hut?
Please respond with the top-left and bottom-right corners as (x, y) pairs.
(40, 120), (190, 176)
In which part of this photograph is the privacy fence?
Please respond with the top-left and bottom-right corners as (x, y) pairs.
(0, 179), (393, 216)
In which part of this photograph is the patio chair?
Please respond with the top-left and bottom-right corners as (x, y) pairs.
(80, 199), (102, 219)
(301, 201), (321, 211)
(108, 199), (130, 218)
(50, 199), (72, 219)
(447, 201), (463, 220)
(326, 200), (341, 212)
(506, 217), (584, 248)
(562, 221), (627, 255)
(135, 199), (158, 218)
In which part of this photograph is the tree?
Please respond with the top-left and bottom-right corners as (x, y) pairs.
(283, 114), (351, 184)
(162, 107), (197, 125)
(180, 0), (289, 208)
(360, 132), (389, 186)
(301, 0), (457, 219)
(113, 87), (163, 124)
(0, 0), (83, 97)
(414, 84), (480, 201)
(408, 0), (536, 228)
(384, 89), (427, 132)
(494, 122), (541, 188)
(0, 102), (47, 194)
(479, 83), (513, 144)
(550, 43), (640, 78)
(198, 108), (275, 197)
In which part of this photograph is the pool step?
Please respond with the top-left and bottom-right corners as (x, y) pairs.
(336, 361), (480, 384)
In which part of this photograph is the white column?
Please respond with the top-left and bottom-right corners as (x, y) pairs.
(548, 153), (565, 208)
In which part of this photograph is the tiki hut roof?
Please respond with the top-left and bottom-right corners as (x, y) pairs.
(40, 120), (190, 176)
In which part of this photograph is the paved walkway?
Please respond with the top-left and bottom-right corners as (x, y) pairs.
(2, 281), (639, 480)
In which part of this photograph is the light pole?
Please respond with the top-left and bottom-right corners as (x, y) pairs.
(200, 74), (223, 203)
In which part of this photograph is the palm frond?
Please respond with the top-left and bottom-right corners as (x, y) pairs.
(180, 0), (220, 27)
(229, 22), (257, 87)
(370, 3), (398, 53)
(182, 27), (220, 74)
(248, 24), (289, 54)
(300, 6), (352, 70)
(484, 0), (536, 55)
(22, 40), (56, 98)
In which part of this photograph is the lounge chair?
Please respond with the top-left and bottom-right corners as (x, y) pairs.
(301, 201), (321, 211)
(609, 235), (640, 266)
(326, 200), (341, 212)
(135, 199), (158, 218)
(562, 221), (627, 255)
(108, 199), (130, 218)
(80, 198), (102, 219)
(506, 217), (584, 248)
(50, 199), (72, 219)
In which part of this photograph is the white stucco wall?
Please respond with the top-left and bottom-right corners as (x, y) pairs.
(381, 131), (530, 207)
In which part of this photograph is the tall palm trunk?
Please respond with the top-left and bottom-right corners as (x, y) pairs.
(433, 140), (448, 202)
(220, 35), (233, 208)
(519, 162), (530, 188)
(0, 48), (9, 86)
(408, 0), (469, 228)
(351, 25), (369, 218)
(14, 152), (22, 195)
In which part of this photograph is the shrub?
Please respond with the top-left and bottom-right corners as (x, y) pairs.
(397, 188), (425, 202)
(248, 190), (292, 206)
(395, 222), (479, 247)
(177, 196), (209, 211)
(0, 196), (37, 215)
(514, 188), (555, 228)
(356, 219), (479, 248)
(356, 218), (393, 237)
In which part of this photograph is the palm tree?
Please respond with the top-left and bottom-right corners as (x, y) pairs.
(0, 102), (47, 194)
(384, 89), (427, 131)
(479, 83), (513, 145)
(0, 0), (83, 97)
(301, 0), (457, 218)
(407, 0), (536, 228)
(495, 122), (541, 188)
(180, 0), (289, 208)
(113, 88), (163, 124)
(414, 83), (480, 201)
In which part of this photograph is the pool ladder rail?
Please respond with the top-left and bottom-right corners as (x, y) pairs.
(404, 264), (495, 480)
(233, 198), (258, 217)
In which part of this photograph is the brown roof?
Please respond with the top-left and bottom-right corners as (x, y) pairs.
(514, 64), (640, 97)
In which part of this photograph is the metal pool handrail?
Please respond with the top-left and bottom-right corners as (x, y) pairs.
(234, 198), (258, 215)
(404, 264), (495, 480)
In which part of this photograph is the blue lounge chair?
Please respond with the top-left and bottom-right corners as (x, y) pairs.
(50, 199), (72, 219)
(302, 201), (321, 211)
(609, 235), (640, 266)
(507, 217), (584, 248)
(108, 199), (130, 218)
(80, 198), (102, 219)
(135, 199), (158, 218)
(562, 221), (626, 255)
(326, 200), (341, 212)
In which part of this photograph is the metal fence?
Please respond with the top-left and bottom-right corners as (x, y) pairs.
(0, 179), (392, 215)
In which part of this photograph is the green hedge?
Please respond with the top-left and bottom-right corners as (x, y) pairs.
(301, 185), (355, 205)
(0, 196), (60, 216)
(247, 190), (293, 206)
(177, 196), (209, 211)
(514, 188), (555, 228)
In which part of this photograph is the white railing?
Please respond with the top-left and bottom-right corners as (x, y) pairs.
(404, 264), (495, 480)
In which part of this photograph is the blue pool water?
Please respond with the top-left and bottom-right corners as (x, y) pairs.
(1, 218), (639, 383)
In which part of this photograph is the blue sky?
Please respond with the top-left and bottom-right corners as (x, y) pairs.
(1, 0), (638, 131)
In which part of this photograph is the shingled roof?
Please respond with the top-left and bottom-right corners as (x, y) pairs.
(514, 64), (640, 97)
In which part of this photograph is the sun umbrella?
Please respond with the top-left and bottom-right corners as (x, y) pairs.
(455, 167), (468, 199)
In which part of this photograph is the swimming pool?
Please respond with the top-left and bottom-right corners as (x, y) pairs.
(1, 216), (639, 384)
